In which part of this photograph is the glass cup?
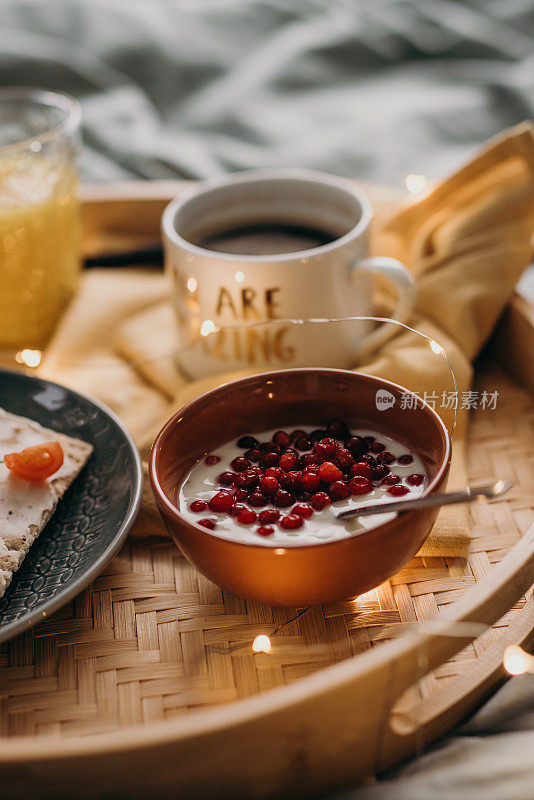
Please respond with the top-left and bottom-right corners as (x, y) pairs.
(0, 88), (82, 364)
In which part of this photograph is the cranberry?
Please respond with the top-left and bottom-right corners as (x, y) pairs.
(407, 473), (425, 486)
(377, 451), (395, 464)
(300, 452), (319, 467)
(280, 514), (304, 530)
(231, 456), (251, 472)
(237, 435), (259, 449)
(235, 470), (259, 489)
(303, 463), (320, 474)
(387, 484), (410, 496)
(257, 525), (275, 537)
(350, 462), (373, 480)
(204, 455), (221, 465)
(290, 429), (307, 442)
(310, 429), (327, 442)
(360, 454), (377, 466)
(295, 436), (312, 451)
(326, 419), (350, 440)
(260, 475), (279, 496)
(209, 491), (234, 512)
(315, 437), (339, 458)
(228, 503), (246, 517)
(262, 451), (280, 467)
(274, 489), (294, 508)
(369, 441), (386, 454)
(264, 466), (283, 480)
(302, 472), (321, 493)
(273, 430), (291, 449)
(237, 507), (257, 525)
(245, 448), (262, 463)
(279, 471), (302, 493)
(233, 488), (249, 501)
(397, 454), (414, 465)
(381, 474), (401, 485)
(346, 436), (369, 459)
(334, 448), (354, 470)
(248, 491), (268, 507)
(279, 451), (299, 472)
(259, 509), (280, 524)
(190, 499), (208, 513)
(310, 492), (331, 510)
(199, 518), (216, 530)
(348, 476), (373, 495)
(261, 441), (281, 454)
(372, 464), (390, 480)
(218, 471), (236, 487)
(292, 503), (313, 518)
(329, 480), (351, 501)
(318, 461), (343, 484)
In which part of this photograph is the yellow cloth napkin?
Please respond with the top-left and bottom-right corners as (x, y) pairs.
(41, 123), (534, 558)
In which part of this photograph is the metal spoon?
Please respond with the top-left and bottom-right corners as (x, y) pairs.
(336, 479), (513, 520)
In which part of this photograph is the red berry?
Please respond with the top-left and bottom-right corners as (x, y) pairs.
(248, 491), (268, 507)
(190, 499), (208, 512)
(378, 451), (395, 464)
(329, 480), (351, 501)
(360, 454), (377, 466)
(261, 441), (281, 454)
(303, 463), (319, 474)
(310, 492), (331, 510)
(381, 474), (401, 486)
(326, 419), (350, 440)
(259, 509), (280, 524)
(264, 466), (283, 480)
(387, 484), (410, 496)
(292, 503), (313, 518)
(302, 472), (320, 493)
(369, 441), (386, 454)
(279, 471), (302, 493)
(233, 488), (249, 501)
(280, 514), (304, 530)
(218, 471), (236, 486)
(260, 475), (279, 496)
(237, 507), (257, 525)
(363, 435), (375, 444)
(315, 437), (339, 458)
(397, 454), (414, 465)
(199, 518), (216, 529)
(346, 436), (369, 459)
(262, 451), (280, 468)
(350, 462), (373, 480)
(334, 448), (354, 470)
(318, 461), (343, 484)
(235, 470), (259, 489)
(290, 429), (307, 442)
(237, 435), (259, 449)
(209, 491), (234, 512)
(231, 456), (251, 472)
(273, 430), (291, 449)
(257, 525), (275, 537)
(348, 476), (373, 495)
(245, 448), (262, 463)
(279, 451), (299, 472)
(274, 489), (293, 508)
(310, 429), (327, 442)
(372, 464), (390, 480)
(295, 436), (312, 451)
(228, 503), (246, 517)
(204, 454), (221, 465)
(300, 452), (319, 467)
(407, 473), (425, 486)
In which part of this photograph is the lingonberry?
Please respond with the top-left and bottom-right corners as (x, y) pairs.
(303, 463), (320, 474)
(228, 503), (246, 517)
(280, 514), (304, 530)
(397, 454), (414, 465)
(372, 464), (390, 480)
(310, 428), (327, 442)
(199, 518), (216, 529)
(274, 489), (294, 508)
(315, 437), (339, 457)
(348, 476), (373, 495)
(292, 503), (313, 518)
(262, 451), (280, 468)
(260, 475), (279, 496)
(233, 488), (249, 502)
(334, 448), (354, 470)
(363, 435), (375, 444)
(248, 491), (268, 507)
(387, 484), (410, 496)
(204, 455), (221, 465)
(329, 480), (351, 501)
(350, 462), (373, 480)
(300, 452), (319, 467)
(302, 472), (321, 493)
(190, 500), (208, 513)
(237, 435), (259, 449)
(264, 466), (283, 480)
(237, 507), (257, 525)
(290, 429), (307, 442)
(260, 441), (281, 454)
(231, 456), (251, 472)
(310, 492), (331, 510)
(295, 436), (312, 451)
(360, 453), (377, 466)
(245, 448), (262, 463)
(273, 430), (291, 449)
(318, 461), (343, 484)
(218, 471), (236, 486)
(259, 509), (280, 524)
(369, 441), (386, 454)
(377, 451), (395, 464)
(279, 471), (302, 493)
(235, 470), (259, 489)
(326, 419), (350, 440)
(381, 474), (401, 485)
(257, 525), (275, 537)
(279, 451), (299, 472)
(407, 473), (425, 486)
(346, 436), (368, 459)
(209, 491), (234, 512)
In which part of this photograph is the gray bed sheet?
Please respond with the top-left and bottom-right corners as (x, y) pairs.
(1, 1), (533, 797)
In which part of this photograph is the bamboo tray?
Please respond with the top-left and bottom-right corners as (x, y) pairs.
(0, 182), (533, 800)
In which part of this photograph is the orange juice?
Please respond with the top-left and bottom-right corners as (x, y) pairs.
(0, 151), (80, 350)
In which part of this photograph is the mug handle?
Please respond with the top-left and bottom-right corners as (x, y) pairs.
(350, 256), (416, 359)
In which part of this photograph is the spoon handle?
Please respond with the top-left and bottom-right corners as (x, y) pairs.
(336, 481), (513, 520)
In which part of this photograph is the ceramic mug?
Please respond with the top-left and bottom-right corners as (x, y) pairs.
(162, 169), (415, 380)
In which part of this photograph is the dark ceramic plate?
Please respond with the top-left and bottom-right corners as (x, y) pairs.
(0, 369), (142, 643)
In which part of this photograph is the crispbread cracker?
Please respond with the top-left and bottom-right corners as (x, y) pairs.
(0, 408), (93, 599)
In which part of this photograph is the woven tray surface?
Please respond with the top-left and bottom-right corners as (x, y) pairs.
(0, 361), (532, 740)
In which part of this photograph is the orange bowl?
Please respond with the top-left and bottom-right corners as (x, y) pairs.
(149, 369), (451, 606)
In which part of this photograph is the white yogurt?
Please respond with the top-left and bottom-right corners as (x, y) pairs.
(179, 427), (427, 547)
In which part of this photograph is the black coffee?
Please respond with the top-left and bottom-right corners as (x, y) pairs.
(198, 223), (336, 256)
